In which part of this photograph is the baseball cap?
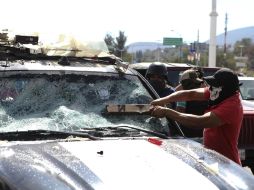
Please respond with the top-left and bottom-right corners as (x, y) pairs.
(203, 68), (240, 89)
(180, 69), (203, 84)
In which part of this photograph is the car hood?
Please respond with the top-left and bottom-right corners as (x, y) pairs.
(242, 100), (254, 109)
(0, 139), (253, 190)
(241, 100), (254, 114)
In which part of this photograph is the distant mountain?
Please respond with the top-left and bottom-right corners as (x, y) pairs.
(126, 42), (170, 53)
(216, 26), (254, 46)
(127, 26), (254, 52)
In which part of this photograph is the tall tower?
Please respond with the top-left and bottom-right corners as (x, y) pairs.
(209, 0), (218, 67)
(196, 29), (200, 66)
(224, 13), (228, 56)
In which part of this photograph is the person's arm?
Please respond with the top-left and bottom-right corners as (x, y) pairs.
(175, 83), (183, 91)
(151, 88), (207, 107)
(150, 106), (223, 129)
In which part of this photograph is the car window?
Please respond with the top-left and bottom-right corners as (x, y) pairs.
(239, 78), (254, 100)
(0, 73), (169, 134)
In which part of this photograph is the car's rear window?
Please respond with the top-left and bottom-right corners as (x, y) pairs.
(239, 78), (254, 100)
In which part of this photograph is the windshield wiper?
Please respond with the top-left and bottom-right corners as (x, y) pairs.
(113, 125), (169, 139)
(80, 125), (169, 139)
(0, 129), (100, 141)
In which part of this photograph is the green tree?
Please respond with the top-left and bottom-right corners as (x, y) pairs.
(135, 50), (143, 63)
(232, 38), (254, 70)
(115, 31), (127, 59)
(233, 38), (252, 57)
(104, 33), (115, 53)
(216, 50), (236, 70)
(246, 45), (254, 69)
(104, 31), (127, 60)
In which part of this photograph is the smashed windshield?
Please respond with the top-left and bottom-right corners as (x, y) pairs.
(0, 73), (169, 134)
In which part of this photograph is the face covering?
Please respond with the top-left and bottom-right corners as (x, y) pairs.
(148, 79), (166, 94)
(208, 85), (236, 106)
(209, 86), (222, 101)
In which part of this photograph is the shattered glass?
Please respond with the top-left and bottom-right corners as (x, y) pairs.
(0, 74), (168, 134)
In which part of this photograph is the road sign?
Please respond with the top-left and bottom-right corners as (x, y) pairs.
(163, 37), (183, 46)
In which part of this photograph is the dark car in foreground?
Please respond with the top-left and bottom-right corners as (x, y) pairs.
(0, 33), (253, 189)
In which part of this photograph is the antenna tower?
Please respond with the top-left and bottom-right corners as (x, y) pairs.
(224, 13), (228, 56)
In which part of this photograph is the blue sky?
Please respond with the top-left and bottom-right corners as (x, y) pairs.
(0, 0), (253, 45)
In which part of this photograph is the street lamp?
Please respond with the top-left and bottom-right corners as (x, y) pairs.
(239, 45), (244, 57)
(156, 40), (162, 62)
(169, 29), (182, 62)
(115, 48), (124, 60)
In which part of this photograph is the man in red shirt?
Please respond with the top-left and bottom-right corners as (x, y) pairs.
(150, 68), (243, 165)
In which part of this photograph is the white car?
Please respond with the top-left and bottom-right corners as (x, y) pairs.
(237, 76), (254, 171)
(239, 76), (254, 102)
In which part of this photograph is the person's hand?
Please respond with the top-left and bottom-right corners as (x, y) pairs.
(150, 106), (167, 118)
(150, 99), (165, 107)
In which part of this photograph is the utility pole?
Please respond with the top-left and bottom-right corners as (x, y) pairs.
(224, 13), (228, 57)
(156, 40), (161, 62)
(209, 0), (218, 67)
(196, 29), (200, 66)
(239, 45), (244, 57)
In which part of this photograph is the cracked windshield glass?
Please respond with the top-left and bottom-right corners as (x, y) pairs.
(0, 73), (168, 133)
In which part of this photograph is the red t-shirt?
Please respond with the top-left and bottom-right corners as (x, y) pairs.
(203, 88), (243, 165)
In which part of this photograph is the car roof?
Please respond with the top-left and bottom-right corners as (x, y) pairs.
(130, 62), (191, 69)
(238, 76), (254, 80)
(130, 62), (220, 70)
(0, 61), (135, 75)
